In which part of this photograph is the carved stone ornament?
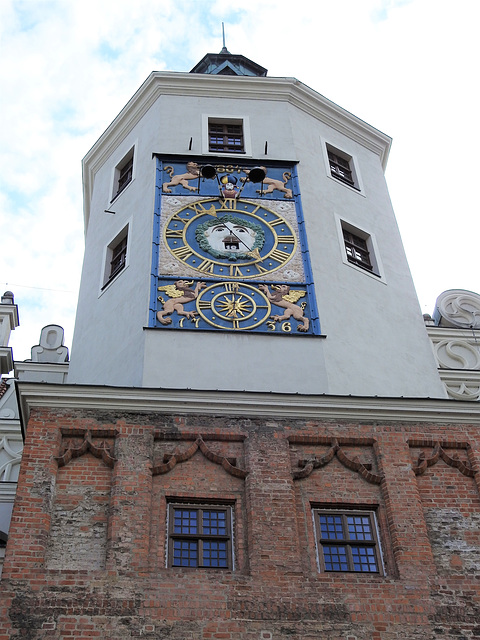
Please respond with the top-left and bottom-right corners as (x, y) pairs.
(443, 380), (480, 401)
(434, 339), (480, 370)
(411, 442), (475, 477)
(30, 324), (69, 363)
(152, 436), (247, 479)
(55, 430), (116, 468)
(293, 438), (383, 485)
(435, 289), (480, 329)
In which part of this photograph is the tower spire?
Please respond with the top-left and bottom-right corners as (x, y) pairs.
(220, 22), (229, 54)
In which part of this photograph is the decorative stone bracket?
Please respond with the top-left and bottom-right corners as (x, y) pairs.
(292, 438), (383, 485)
(55, 430), (116, 468)
(411, 442), (475, 478)
(152, 436), (247, 479)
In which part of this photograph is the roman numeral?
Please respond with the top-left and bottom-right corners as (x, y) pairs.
(277, 235), (295, 243)
(224, 282), (239, 292)
(269, 216), (284, 226)
(229, 265), (243, 277)
(170, 213), (188, 225)
(223, 198), (237, 210)
(254, 263), (268, 274)
(270, 249), (291, 263)
(187, 202), (209, 215)
(198, 259), (216, 274)
(172, 246), (193, 261)
(165, 227), (183, 238)
(198, 300), (211, 309)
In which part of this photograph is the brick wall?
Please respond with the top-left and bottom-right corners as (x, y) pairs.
(1, 408), (480, 639)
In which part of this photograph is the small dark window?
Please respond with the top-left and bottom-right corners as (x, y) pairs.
(208, 123), (244, 154)
(116, 155), (133, 195)
(327, 148), (358, 189)
(167, 503), (233, 569)
(343, 229), (373, 272)
(109, 235), (127, 279)
(102, 230), (128, 289)
(314, 510), (382, 573)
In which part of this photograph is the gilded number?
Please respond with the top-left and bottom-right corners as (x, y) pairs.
(229, 265), (243, 277)
(188, 202), (209, 216)
(254, 263), (268, 274)
(270, 249), (291, 263)
(281, 322), (292, 333)
(165, 228), (183, 238)
(170, 213), (188, 226)
(223, 198), (237, 210)
(172, 246), (193, 261)
(198, 259), (216, 274)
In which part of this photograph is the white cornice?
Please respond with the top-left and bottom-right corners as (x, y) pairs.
(82, 72), (392, 230)
(16, 382), (480, 426)
(426, 326), (480, 340)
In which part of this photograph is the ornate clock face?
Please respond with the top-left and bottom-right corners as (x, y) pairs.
(197, 282), (271, 330)
(163, 197), (298, 279)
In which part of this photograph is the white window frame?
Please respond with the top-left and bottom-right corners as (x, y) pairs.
(202, 115), (252, 157)
(335, 214), (386, 283)
(110, 144), (136, 202)
(322, 141), (364, 195)
(99, 220), (131, 295)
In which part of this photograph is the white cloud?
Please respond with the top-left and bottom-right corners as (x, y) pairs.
(1, 0), (479, 361)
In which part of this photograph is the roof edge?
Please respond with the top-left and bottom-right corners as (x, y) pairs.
(82, 72), (392, 231)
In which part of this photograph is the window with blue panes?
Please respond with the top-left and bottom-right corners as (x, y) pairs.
(314, 509), (382, 574)
(168, 503), (232, 569)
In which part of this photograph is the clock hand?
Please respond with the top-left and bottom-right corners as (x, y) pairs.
(221, 222), (253, 252)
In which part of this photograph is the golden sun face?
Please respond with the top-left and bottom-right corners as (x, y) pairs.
(216, 293), (253, 318)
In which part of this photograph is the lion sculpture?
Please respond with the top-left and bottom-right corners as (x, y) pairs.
(157, 280), (206, 324)
(162, 162), (200, 193)
(243, 167), (293, 199)
(259, 284), (309, 332)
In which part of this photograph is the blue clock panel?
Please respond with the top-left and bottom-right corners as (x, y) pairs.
(149, 156), (321, 336)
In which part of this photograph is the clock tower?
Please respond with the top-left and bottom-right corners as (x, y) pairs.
(68, 49), (444, 398)
(3, 48), (480, 640)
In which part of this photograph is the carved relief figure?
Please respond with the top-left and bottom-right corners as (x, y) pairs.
(195, 214), (264, 260)
(157, 280), (206, 325)
(259, 284), (309, 332)
(162, 162), (200, 193)
(220, 174), (239, 198)
(243, 167), (293, 199)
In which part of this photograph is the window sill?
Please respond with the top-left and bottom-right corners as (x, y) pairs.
(99, 264), (128, 297)
(110, 177), (134, 204)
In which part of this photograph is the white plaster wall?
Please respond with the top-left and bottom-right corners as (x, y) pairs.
(69, 75), (445, 398)
(285, 105), (445, 397)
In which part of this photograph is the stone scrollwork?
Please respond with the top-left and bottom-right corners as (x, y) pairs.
(443, 381), (480, 401)
(293, 438), (383, 485)
(152, 436), (247, 479)
(435, 289), (480, 329)
(55, 430), (116, 468)
(0, 435), (23, 481)
(434, 339), (480, 370)
(411, 442), (475, 477)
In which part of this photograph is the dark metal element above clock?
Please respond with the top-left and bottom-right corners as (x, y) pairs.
(190, 48), (267, 77)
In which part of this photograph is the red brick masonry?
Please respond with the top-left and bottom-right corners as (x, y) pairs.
(1, 407), (480, 639)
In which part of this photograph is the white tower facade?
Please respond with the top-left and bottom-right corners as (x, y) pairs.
(68, 55), (444, 398)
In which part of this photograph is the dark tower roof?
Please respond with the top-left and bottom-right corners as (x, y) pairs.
(190, 49), (267, 77)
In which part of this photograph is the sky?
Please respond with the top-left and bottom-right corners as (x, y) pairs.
(0, 0), (478, 361)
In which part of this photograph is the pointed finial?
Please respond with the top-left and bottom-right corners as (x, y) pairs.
(220, 22), (229, 54)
